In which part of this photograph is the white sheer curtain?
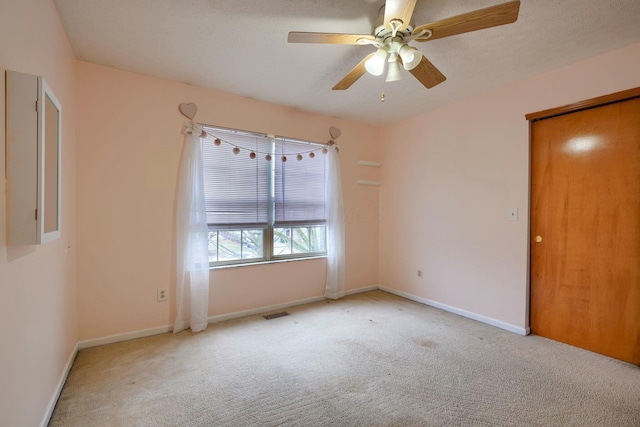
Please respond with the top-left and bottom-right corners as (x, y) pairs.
(174, 122), (210, 333)
(325, 144), (345, 299)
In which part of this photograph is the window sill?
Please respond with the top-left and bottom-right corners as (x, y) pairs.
(210, 255), (327, 271)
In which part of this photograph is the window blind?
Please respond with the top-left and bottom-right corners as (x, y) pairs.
(274, 137), (326, 226)
(201, 126), (270, 227)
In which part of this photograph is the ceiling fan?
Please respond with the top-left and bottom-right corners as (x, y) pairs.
(288, 0), (521, 91)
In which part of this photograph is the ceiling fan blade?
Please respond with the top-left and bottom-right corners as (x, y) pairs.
(408, 56), (446, 89)
(384, 0), (418, 31)
(333, 53), (375, 90)
(288, 32), (375, 45)
(413, 0), (520, 42)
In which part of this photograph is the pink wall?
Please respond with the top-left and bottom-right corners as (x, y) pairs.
(75, 62), (381, 340)
(0, 0), (77, 426)
(379, 42), (640, 330)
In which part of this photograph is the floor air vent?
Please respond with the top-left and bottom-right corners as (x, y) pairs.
(263, 311), (289, 320)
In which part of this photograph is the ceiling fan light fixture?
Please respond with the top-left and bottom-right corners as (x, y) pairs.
(365, 48), (388, 76)
(385, 54), (402, 82)
(398, 44), (422, 70)
(289, 0), (522, 91)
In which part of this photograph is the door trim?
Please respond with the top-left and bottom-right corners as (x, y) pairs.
(526, 87), (640, 121)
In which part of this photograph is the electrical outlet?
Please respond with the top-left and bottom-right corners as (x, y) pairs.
(417, 269), (423, 278)
(157, 288), (167, 302)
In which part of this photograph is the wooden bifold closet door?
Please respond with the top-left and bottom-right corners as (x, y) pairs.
(529, 93), (640, 365)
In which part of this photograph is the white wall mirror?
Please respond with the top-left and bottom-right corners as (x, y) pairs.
(5, 70), (62, 245)
(39, 78), (62, 242)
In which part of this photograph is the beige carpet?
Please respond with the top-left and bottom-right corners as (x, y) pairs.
(49, 290), (640, 426)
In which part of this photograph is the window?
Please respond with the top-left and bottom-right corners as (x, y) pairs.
(202, 125), (327, 266)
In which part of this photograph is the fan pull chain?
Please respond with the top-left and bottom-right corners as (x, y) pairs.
(380, 77), (386, 102)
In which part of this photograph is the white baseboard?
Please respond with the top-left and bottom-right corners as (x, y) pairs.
(343, 285), (379, 296)
(41, 342), (79, 427)
(207, 295), (326, 323)
(207, 286), (381, 323)
(379, 286), (530, 336)
(78, 325), (173, 350)
(326, 285), (380, 299)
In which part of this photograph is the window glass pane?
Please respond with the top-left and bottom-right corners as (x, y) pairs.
(208, 231), (218, 263)
(309, 226), (326, 252)
(242, 229), (263, 259)
(292, 227), (310, 254)
(218, 230), (242, 261)
(273, 227), (292, 255)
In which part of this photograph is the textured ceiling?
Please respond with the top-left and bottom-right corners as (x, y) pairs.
(54, 0), (640, 125)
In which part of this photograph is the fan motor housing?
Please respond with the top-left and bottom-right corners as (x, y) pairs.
(372, 24), (415, 45)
